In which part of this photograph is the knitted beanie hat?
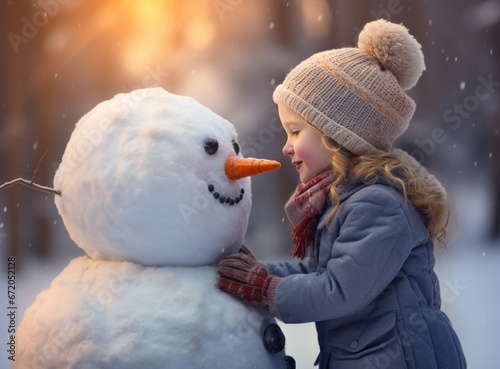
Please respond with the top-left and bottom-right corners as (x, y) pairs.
(273, 19), (425, 155)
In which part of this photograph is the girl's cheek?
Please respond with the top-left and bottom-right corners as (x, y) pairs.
(294, 142), (308, 160)
(295, 141), (316, 162)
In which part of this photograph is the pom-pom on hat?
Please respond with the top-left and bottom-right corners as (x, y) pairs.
(273, 19), (425, 155)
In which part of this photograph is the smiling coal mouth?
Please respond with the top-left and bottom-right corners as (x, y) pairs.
(207, 184), (244, 206)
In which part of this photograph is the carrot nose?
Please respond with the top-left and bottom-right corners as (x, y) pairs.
(225, 156), (281, 180)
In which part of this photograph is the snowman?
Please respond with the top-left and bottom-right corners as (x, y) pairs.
(13, 88), (292, 369)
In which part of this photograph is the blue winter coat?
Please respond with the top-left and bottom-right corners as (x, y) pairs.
(265, 177), (466, 369)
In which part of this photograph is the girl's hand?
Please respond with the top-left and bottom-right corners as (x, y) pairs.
(217, 253), (282, 315)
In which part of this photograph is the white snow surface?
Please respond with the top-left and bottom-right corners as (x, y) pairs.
(53, 88), (251, 267)
(11, 88), (289, 369)
(13, 256), (286, 369)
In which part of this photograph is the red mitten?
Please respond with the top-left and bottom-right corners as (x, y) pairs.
(217, 253), (282, 316)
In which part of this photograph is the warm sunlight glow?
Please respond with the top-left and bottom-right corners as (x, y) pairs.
(118, 0), (176, 76)
(300, 0), (332, 38)
(185, 16), (216, 50)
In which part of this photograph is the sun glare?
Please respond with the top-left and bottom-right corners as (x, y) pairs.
(118, 0), (176, 76)
(107, 1), (216, 77)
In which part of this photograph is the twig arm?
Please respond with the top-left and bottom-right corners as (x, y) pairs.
(0, 178), (61, 196)
(0, 150), (61, 196)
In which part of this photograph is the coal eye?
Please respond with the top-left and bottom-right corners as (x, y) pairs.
(204, 138), (219, 155)
(232, 141), (240, 155)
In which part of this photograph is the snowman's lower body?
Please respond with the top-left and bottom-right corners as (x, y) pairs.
(14, 256), (288, 369)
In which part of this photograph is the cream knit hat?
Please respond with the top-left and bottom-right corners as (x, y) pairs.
(273, 19), (425, 155)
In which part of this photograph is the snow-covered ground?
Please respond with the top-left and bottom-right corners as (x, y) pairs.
(2, 184), (499, 369)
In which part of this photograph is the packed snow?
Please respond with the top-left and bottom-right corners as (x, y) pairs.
(10, 88), (287, 369)
(53, 88), (252, 267)
(15, 257), (286, 369)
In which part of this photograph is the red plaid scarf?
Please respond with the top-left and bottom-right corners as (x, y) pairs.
(284, 170), (336, 259)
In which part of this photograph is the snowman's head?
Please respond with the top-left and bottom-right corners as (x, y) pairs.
(54, 88), (278, 266)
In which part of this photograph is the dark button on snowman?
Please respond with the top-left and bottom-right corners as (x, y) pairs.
(14, 88), (293, 369)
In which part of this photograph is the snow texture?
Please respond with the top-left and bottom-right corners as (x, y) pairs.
(14, 257), (286, 369)
(13, 88), (287, 369)
(53, 88), (252, 267)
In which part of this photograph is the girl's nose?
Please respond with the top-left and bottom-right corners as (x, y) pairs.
(282, 140), (293, 157)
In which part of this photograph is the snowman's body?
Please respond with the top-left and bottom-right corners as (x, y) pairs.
(17, 257), (284, 369)
(14, 88), (287, 369)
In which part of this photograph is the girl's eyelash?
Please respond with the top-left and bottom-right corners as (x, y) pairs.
(291, 131), (300, 136)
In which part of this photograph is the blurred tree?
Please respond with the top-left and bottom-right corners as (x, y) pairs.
(489, 18), (500, 241)
(1, 1), (29, 259)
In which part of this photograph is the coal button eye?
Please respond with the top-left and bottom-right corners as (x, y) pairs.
(232, 141), (240, 155)
(204, 138), (219, 155)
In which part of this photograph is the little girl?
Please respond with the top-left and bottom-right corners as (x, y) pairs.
(217, 19), (466, 369)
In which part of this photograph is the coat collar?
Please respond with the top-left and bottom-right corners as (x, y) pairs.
(316, 150), (448, 234)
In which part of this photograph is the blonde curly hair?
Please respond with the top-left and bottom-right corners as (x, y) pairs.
(315, 129), (451, 247)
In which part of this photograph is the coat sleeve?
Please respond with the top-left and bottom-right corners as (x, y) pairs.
(274, 186), (419, 323)
(262, 258), (312, 277)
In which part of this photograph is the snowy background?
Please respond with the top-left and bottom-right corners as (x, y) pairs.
(1, 1), (499, 368)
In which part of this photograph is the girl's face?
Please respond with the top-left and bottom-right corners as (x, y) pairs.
(279, 103), (332, 184)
